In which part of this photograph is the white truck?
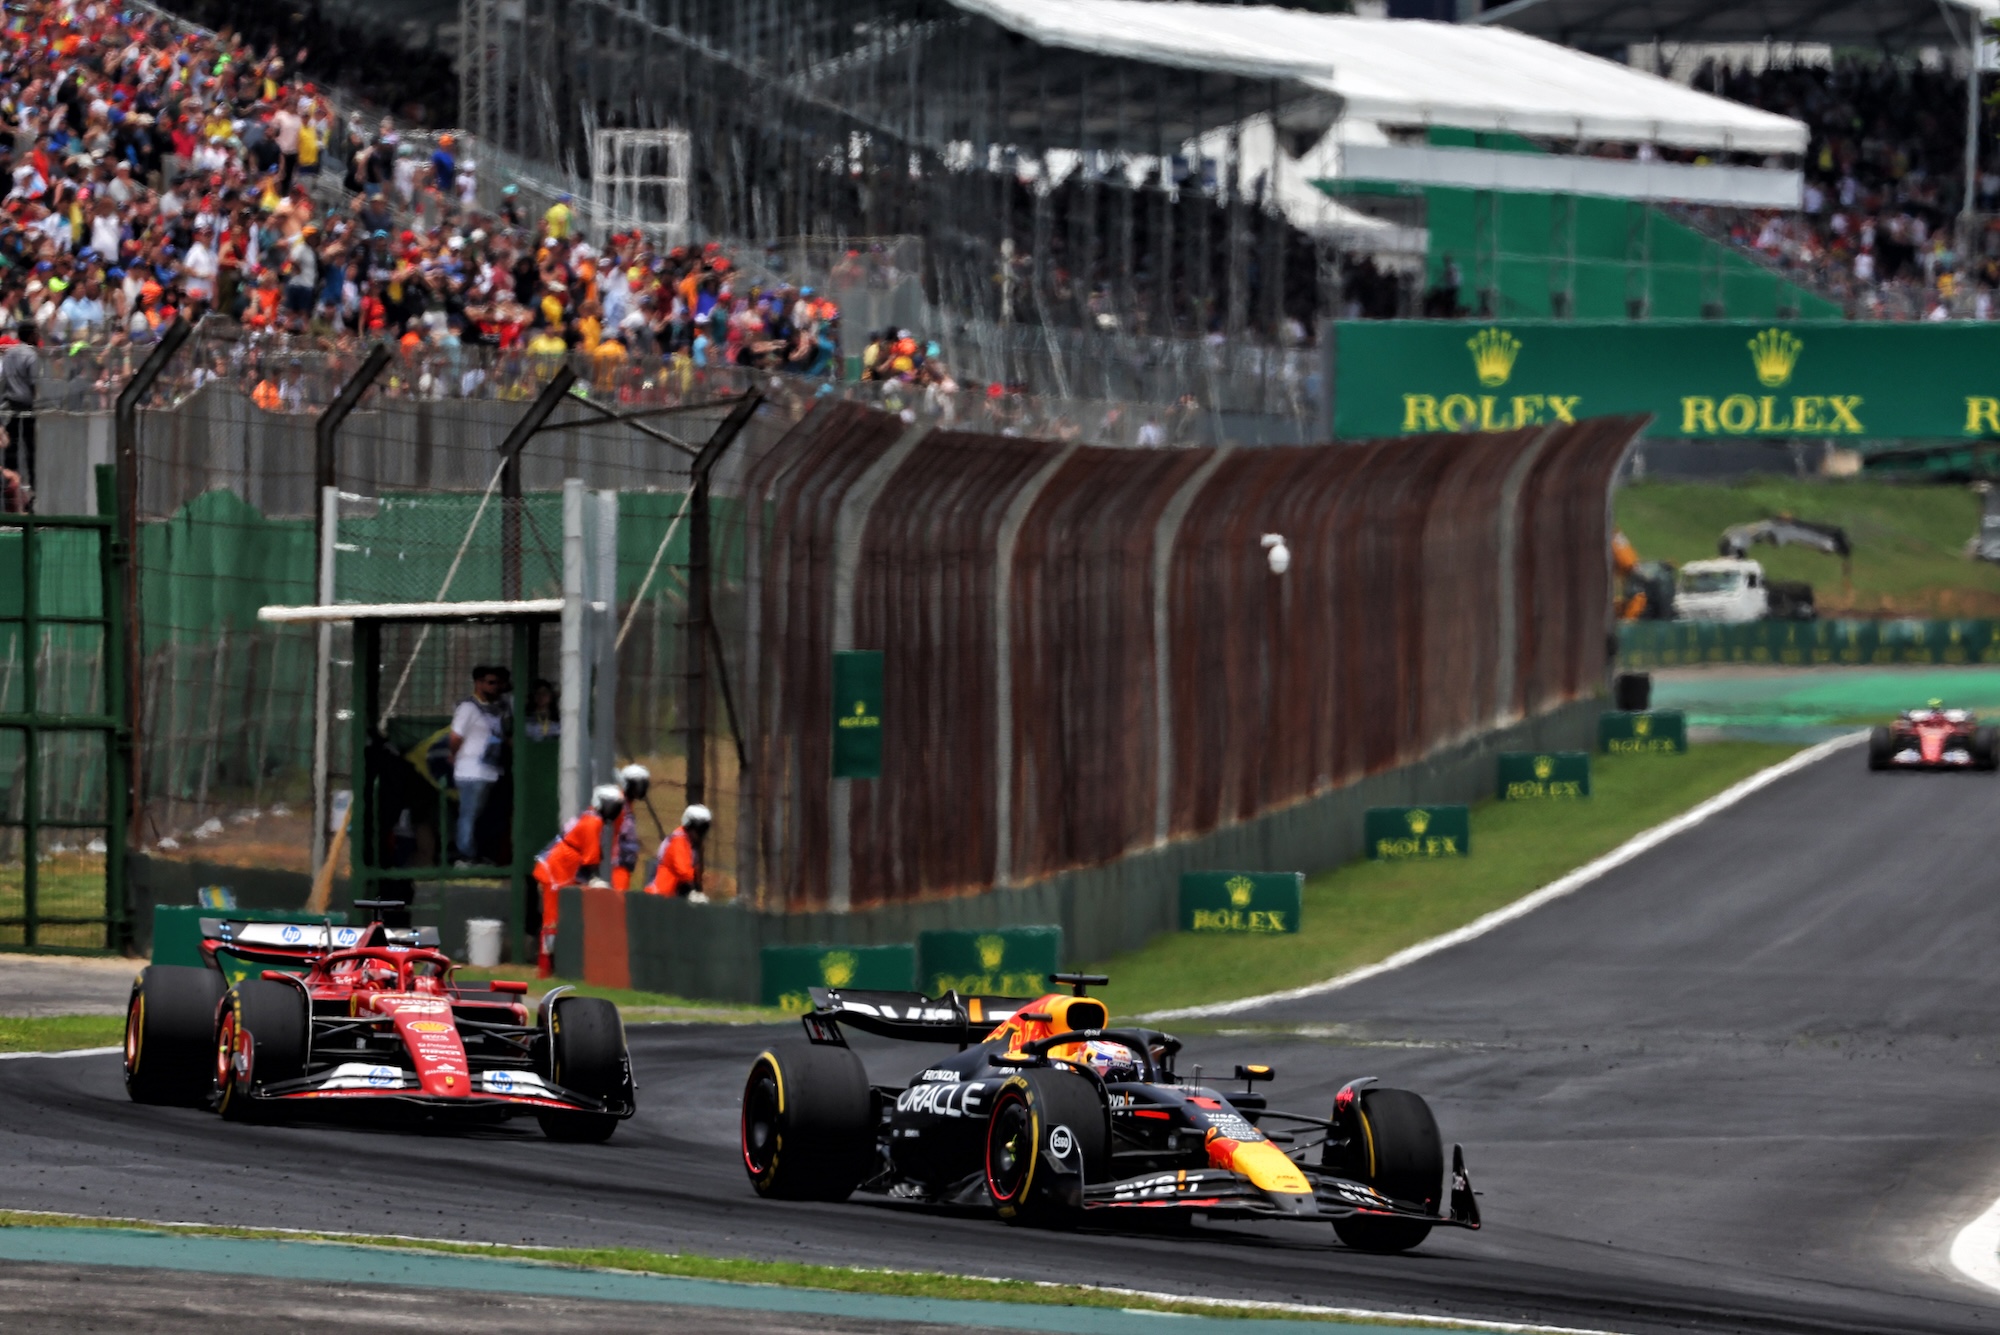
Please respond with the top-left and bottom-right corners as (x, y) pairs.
(1674, 558), (1816, 623)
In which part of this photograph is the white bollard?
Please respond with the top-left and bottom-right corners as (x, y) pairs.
(465, 918), (504, 968)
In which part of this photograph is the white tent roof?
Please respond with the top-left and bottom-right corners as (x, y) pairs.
(952, 0), (1808, 154)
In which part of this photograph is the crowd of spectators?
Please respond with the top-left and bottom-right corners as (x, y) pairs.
(1694, 57), (2000, 318)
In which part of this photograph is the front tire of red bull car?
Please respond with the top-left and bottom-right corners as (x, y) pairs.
(984, 1067), (1107, 1228)
(1326, 1086), (1443, 1254)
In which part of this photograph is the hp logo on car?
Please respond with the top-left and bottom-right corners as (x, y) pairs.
(490, 1071), (514, 1093)
(366, 1066), (397, 1087)
(1048, 1125), (1074, 1159)
(281, 924), (302, 943)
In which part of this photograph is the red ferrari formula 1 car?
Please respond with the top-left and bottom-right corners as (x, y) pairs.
(741, 974), (1479, 1253)
(1868, 701), (1998, 772)
(123, 912), (634, 1140)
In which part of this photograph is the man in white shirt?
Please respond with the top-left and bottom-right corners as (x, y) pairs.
(182, 224), (218, 308)
(448, 666), (508, 864)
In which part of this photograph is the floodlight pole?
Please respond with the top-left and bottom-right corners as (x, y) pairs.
(498, 366), (578, 598)
(682, 391), (760, 806)
(112, 316), (188, 850)
(310, 342), (392, 883)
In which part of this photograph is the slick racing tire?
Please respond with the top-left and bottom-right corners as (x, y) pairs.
(538, 996), (629, 1143)
(1976, 726), (1999, 772)
(1868, 726), (1893, 771)
(1328, 1086), (1442, 1254)
(124, 964), (225, 1107)
(984, 1067), (1108, 1228)
(215, 978), (308, 1121)
(741, 1042), (874, 1201)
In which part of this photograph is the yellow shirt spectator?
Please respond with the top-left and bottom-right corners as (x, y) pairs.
(544, 200), (572, 241)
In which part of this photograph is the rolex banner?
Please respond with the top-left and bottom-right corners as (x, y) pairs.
(1330, 321), (2000, 441)
(1599, 711), (1688, 754)
(1179, 872), (1304, 934)
(1365, 805), (1471, 860)
(831, 650), (884, 779)
(917, 926), (1062, 997)
(1498, 752), (1592, 800)
(760, 942), (915, 1013)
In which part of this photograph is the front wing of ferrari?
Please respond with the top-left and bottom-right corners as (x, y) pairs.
(247, 1063), (616, 1113)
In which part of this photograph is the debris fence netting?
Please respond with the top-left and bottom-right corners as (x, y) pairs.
(16, 357), (1632, 913)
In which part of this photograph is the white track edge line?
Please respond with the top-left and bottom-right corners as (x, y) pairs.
(0, 1206), (1619, 1334)
(1142, 731), (1866, 1022)
(1949, 1192), (2000, 1293)
(0, 1045), (119, 1060)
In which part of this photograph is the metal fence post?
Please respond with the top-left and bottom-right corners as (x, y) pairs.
(112, 318), (188, 850)
(681, 392), (760, 807)
(310, 343), (391, 881)
(497, 367), (578, 600)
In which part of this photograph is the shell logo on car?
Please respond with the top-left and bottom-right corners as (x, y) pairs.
(409, 1021), (450, 1034)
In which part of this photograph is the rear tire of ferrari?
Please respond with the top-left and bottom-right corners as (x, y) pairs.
(1976, 727), (1998, 771)
(537, 996), (627, 1143)
(216, 978), (308, 1122)
(741, 1042), (874, 1201)
(1868, 726), (1893, 771)
(124, 965), (224, 1107)
(1330, 1087), (1441, 1255)
(985, 1067), (1108, 1228)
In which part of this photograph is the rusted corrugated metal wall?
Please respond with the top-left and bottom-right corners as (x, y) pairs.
(733, 406), (1642, 912)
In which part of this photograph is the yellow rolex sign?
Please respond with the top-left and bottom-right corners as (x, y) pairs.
(1498, 752), (1591, 800)
(1330, 320), (2000, 441)
(760, 942), (914, 1012)
(1179, 872), (1303, 934)
(1598, 710), (1688, 754)
(1365, 805), (1471, 860)
(831, 651), (884, 779)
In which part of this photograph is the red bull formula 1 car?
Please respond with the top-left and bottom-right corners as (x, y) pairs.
(1868, 701), (1998, 771)
(123, 911), (634, 1140)
(740, 974), (1479, 1252)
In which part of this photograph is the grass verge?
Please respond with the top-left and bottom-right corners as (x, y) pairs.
(0, 1208), (1504, 1328)
(1085, 741), (1798, 1016)
(0, 1015), (124, 1052)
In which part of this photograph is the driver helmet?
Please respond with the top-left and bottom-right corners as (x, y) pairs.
(362, 959), (399, 988)
(1078, 1039), (1140, 1083)
(619, 763), (650, 801)
(592, 783), (625, 819)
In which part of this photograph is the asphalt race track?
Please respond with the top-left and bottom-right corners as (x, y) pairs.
(7, 752), (2000, 1333)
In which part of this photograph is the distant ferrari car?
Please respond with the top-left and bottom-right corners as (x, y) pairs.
(1868, 701), (1997, 772)
(123, 913), (634, 1140)
(740, 974), (1479, 1253)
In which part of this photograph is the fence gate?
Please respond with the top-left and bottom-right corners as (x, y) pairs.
(0, 468), (127, 951)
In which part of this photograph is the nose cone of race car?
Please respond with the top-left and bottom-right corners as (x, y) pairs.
(379, 999), (470, 1097)
(1207, 1130), (1318, 1213)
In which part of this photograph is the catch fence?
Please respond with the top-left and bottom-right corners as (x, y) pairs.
(17, 353), (1631, 927)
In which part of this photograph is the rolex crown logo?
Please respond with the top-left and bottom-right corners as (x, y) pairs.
(1467, 327), (1521, 388)
(1634, 715), (1651, 736)
(853, 700), (867, 716)
(1405, 808), (1430, 835)
(819, 951), (857, 988)
(1747, 328), (1802, 388)
(1226, 875), (1256, 908)
(1533, 755), (1554, 780)
(975, 934), (1006, 971)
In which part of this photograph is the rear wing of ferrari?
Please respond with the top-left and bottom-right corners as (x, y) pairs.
(199, 919), (440, 965)
(804, 987), (1038, 1046)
